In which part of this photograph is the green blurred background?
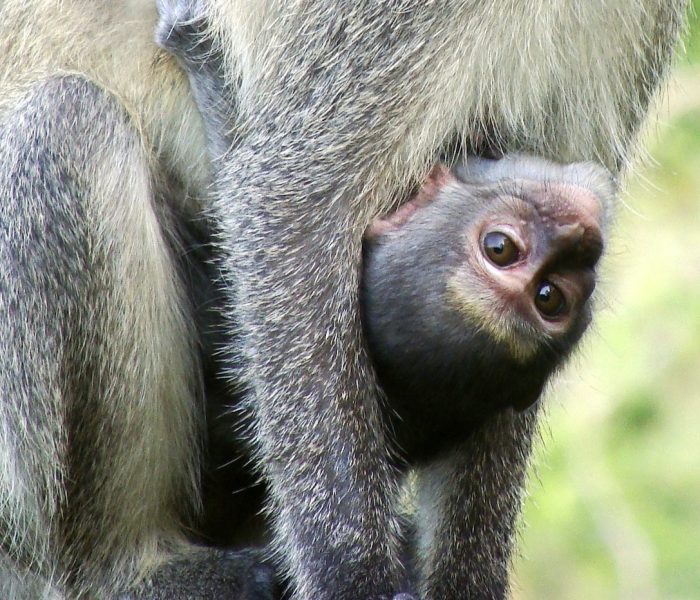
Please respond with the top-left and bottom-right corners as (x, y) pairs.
(513, 4), (700, 599)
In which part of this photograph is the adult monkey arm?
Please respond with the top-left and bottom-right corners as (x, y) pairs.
(161, 1), (687, 598)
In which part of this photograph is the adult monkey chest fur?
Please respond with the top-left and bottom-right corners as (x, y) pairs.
(0, 1), (688, 599)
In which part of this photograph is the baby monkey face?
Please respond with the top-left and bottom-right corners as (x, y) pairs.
(453, 172), (606, 361)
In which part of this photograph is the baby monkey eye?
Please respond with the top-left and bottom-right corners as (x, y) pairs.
(535, 280), (566, 318)
(483, 231), (520, 267)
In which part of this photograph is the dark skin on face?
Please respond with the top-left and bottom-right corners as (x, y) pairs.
(362, 155), (610, 464)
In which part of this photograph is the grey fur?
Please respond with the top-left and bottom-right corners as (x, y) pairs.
(188, 1), (686, 598)
(0, 6), (273, 599)
(0, 0), (688, 599)
(0, 75), (201, 597)
(122, 548), (280, 600)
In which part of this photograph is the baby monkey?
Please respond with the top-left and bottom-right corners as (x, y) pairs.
(156, 7), (613, 467)
(362, 155), (613, 463)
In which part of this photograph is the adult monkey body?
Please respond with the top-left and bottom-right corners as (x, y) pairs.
(0, 1), (687, 600)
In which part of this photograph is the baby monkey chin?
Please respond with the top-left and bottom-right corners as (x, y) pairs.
(361, 154), (613, 463)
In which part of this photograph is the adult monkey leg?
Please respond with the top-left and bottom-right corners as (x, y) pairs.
(163, 1), (687, 598)
(0, 75), (275, 600)
(0, 75), (198, 597)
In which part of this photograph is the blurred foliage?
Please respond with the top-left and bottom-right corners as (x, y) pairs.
(686, 0), (700, 63)
(513, 6), (700, 600)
